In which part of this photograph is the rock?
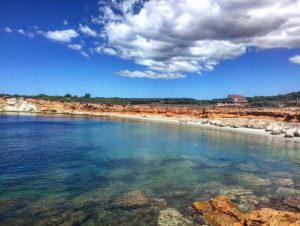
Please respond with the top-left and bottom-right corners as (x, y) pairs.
(246, 119), (269, 129)
(266, 123), (278, 132)
(271, 125), (284, 135)
(244, 208), (300, 226)
(151, 198), (167, 211)
(210, 120), (222, 126)
(294, 127), (300, 137)
(271, 171), (293, 178)
(275, 187), (300, 196)
(273, 178), (294, 187)
(192, 195), (300, 226)
(111, 190), (150, 209)
(218, 187), (266, 211)
(157, 208), (193, 226)
(192, 201), (212, 213)
(237, 163), (258, 172)
(236, 173), (271, 186)
(283, 196), (300, 211)
(285, 128), (296, 138)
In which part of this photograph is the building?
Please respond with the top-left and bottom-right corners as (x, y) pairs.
(227, 95), (248, 106)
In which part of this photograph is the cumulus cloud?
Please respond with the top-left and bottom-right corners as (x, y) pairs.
(79, 24), (97, 37)
(119, 70), (185, 79)
(289, 55), (300, 65)
(67, 44), (82, 51)
(96, 0), (300, 79)
(43, 29), (79, 42)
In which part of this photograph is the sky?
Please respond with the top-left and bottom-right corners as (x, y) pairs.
(0, 0), (300, 99)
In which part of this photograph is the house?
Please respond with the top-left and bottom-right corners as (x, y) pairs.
(227, 95), (248, 106)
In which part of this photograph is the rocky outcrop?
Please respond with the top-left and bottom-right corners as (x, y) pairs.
(192, 195), (300, 226)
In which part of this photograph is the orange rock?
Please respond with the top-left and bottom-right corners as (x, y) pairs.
(204, 211), (243, 226)
(244, 208), (300, 226)
(192, 200), (212, 213)
(192, 196), (300, 226)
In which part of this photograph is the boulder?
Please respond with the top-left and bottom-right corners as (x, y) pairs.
(192, 195), (300, 226)
(157, 208), (193, 226)
(271, 125), (284, 135)
(285, 128), (296, 138)
(294, 127), (300, 137)
(266, 123), (278, 132)
(111, 190), (150, 209)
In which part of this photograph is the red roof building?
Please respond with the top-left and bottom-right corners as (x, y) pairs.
(227, 95), (248, 104)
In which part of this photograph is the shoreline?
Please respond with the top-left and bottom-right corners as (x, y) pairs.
(2, 111), (300, 145)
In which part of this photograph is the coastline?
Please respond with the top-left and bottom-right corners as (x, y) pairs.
(2, 110), (300, 145)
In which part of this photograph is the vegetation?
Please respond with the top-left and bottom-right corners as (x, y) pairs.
(0, 91), (299, 107)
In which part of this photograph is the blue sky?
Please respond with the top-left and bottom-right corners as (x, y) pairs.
(0, 0), (300, 99)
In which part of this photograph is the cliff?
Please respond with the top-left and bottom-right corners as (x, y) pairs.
(0, 96), (299, 122)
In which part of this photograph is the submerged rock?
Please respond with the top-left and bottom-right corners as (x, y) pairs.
(236, 173), (271, 186)
(111, 190), (150, 210)
(218, 187), (267, 211)
(237, 163), (258, 172)
(192, 195), (300, 226)
(271, 171), (293, 178)
(157, 208), (193, 226)
(283, 196), (300, 211)
(275, 187), (300, 196)
(273, 178), (294, 187)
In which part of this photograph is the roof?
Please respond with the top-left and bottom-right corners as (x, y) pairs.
(228, 95), (248, 103)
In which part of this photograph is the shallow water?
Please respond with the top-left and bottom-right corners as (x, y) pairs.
(0, 114), (300, 225)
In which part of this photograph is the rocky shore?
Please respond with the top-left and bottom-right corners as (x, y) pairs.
(1, 96), (300, 139)
(192, 195), (300, 226)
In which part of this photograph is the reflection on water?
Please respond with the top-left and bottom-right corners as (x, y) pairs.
(0, 114), (300, 225)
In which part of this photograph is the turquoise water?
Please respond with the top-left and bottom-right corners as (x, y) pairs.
(0, 114), (300, 225)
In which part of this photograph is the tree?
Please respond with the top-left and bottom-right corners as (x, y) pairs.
(64, 94), (72, 98)
(83, 93), (91, 98)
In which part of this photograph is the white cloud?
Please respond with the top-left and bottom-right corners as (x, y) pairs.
(44, 29), (79, 42)
(119, 70), (185, 79)
(4, 27), (12, 32)
(289, 55), (300, 65)
(79, 24), (97, 37)
(17, 29), (25, 35)
(67, 44), (82, 51)
(96, 0), (300, 79)
(80, 51), (89, 58)
(63, 20), (68, 25)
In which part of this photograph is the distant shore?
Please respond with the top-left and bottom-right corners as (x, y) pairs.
(1, 96), (300, 142)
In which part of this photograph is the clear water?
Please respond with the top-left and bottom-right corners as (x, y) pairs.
(0, 114), (300, 225)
